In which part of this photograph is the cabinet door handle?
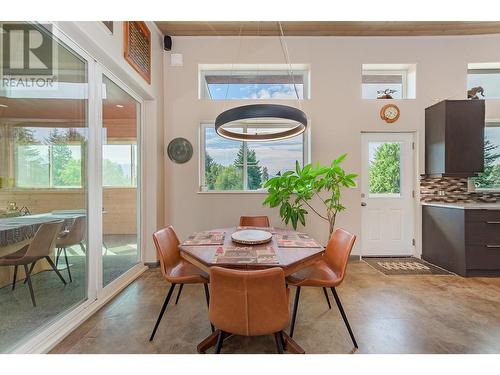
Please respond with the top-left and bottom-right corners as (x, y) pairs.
(485, 221), (500, 224)
(486, 245), (500, 248)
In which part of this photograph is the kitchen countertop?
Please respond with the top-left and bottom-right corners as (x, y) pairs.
(421, 201), (500, 210)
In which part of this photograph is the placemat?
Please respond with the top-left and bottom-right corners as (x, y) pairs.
(181, 231), (225, 246)
(275, 232), (322, 248)
(213, 246), (279, 264)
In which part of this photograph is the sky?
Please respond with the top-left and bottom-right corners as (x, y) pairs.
(208, 83), (304, 100)
(468, 73), (500, 98)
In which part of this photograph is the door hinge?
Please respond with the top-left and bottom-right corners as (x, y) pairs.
(412, 238), (416, 246)
(412, 142), (415, 150)
(412, 190), (415, 198)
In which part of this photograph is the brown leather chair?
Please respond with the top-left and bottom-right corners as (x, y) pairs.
(286, 228), (358, 348)
(208, 266), (290, 353)
(55, 216), (86, 283)
(0, 221), (67, 307)
(149, 225), (213, 341)
(239, 215), (271, 227)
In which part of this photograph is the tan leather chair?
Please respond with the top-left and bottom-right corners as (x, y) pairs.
(55, 216), (86, 283)
(208, 266), (290, 353)
(149, 225), (212, 341)
(0, 221), (66, 307)
(286, 228), (358, 348)
(239, 215), (270, 227)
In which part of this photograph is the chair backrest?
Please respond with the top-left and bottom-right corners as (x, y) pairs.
(239, 215), (270, 227)
(25, 221), (64, 258)
(324, 228), (356, 283)
(58, 216), (86, 246)
(152, 225), (181, 279)
(209, 266), (289, 336)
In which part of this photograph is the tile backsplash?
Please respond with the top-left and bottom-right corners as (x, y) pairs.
(420, 176), (500, 203)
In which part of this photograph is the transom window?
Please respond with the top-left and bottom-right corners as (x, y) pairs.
(362, 64), (416, 99)
(200, 122), (308, 191)
(199, 64), (310, 100)
(467, 63), (500, 99)
(472, 122), (500, 191)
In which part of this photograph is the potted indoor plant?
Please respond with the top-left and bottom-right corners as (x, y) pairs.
(263, 154), (357, 239)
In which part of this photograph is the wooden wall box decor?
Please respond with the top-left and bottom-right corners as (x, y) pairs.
(124, 21), (152, 84)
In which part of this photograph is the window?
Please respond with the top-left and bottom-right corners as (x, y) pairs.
(362, 64), (416, 99)
(201, 122), (308, 191)
(368, 141), (402, 197)
(14, 127), (84, 189)
(472, 122), (500, 191)
(467, 63), (500, 99)
(199, 64), (310, 100)
(103, 144), (137, 187)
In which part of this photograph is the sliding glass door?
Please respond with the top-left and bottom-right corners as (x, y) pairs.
(0, 22), (89, 351)
(101, 74), (141, 287)
(0, 23), (144, 352)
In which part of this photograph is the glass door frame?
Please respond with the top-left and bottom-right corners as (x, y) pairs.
(95, 64), (145, 299)
(10, 23), (147, 353)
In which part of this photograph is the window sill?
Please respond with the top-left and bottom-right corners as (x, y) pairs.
(198, 190), (268, 195)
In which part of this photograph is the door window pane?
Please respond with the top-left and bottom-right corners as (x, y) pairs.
(0, 22), (88, 352)
(102, 75), (140, 286)
(368, 142), (402, 197)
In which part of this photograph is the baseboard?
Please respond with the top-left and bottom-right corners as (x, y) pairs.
(144, 261), (159, 268)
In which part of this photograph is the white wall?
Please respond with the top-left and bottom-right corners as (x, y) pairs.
(56, 21), (164, 262)
(164, 34), (500, 255)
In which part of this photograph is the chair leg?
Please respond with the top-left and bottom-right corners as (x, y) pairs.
(215, 330), (225, 354)
(24, 260), (38, 284)
(12, 265), (18, 290)
(23, 264), (36, 307)
(56, 247), (62, 267)
(203, 283), (215, 333)
(322, 287), (332, 309)
(149, 283), (176, 341)
(331, 287), (358, 349)
(45, 256), (67, 285)
(274, 331), (284, 354)
(175, 283), (184, 304)
(62, 247), (72, 283)
(290, 286), (301, 338)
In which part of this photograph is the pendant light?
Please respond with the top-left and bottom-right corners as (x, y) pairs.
(215, 22), (308, 142)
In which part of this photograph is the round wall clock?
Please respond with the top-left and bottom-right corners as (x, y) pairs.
(380, 104), (400, 123)
(167, 137), (193, 164)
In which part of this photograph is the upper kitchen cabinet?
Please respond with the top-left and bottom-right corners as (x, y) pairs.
(425, 99), (485, 176)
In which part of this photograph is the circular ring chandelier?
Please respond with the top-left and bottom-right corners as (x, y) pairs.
(215, 104), (308, 142)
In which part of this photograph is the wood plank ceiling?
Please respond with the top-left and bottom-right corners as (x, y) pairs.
(155, 21), (500, 36)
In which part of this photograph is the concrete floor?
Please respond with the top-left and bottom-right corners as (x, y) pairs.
(51, 261), (500, 354)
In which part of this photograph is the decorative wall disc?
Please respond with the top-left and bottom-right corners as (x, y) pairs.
(167, 137), (193, 164)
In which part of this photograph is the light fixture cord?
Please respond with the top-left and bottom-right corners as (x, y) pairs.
(278, 21), (301, 108)
(224, 23), (244, 102)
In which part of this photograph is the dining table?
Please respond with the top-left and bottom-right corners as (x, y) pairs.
(179, 226), (325, 354)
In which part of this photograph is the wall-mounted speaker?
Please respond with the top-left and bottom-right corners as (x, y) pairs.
(164, 35), (172, 51)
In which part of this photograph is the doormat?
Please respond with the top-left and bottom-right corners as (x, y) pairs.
(362, 257), (453, 275)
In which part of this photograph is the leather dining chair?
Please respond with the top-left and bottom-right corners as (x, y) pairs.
(149, 225), (213, 341)
(208, 266), (291, 354)
(286, 228), (358, 349)
(55, 216), (86, 283)
(239, 215), (271, 227)
(0, 221), (67, 307)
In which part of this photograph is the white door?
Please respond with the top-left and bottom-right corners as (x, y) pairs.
(361, 133), (415, 256)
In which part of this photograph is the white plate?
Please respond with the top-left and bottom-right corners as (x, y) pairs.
(231, 229), (272, 245)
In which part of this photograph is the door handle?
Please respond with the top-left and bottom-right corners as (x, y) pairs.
(361, 202), (367, 207)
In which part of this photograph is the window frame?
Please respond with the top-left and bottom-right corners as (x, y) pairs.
(470, 121), (500, 193)
(361, 69), (408, 99)
(198, 64), (311, 100)
(199, 121), (310, 193)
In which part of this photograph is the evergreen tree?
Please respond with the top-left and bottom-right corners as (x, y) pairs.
(261, 166), (270, 185)
(369, 143), (401, 194)
(214, 165), (243, 190)
(234, 144), (262, 190)
(474, 140), (500, 188)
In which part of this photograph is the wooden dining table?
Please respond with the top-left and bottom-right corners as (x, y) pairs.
(179, 226), (325, 354)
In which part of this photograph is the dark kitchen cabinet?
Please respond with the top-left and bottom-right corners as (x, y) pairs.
(425, 99), (485, 176)
(422, 205), (500, 276)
